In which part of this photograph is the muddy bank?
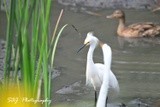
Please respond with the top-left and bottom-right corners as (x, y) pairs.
(57, 0), (158, 9)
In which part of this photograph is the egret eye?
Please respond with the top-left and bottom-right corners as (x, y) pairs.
(85, 42), (90, 45)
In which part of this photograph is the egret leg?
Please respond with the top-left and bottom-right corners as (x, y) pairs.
(105, 97), (108, 107)
(95, 91), (97, 106)
(120, 103), (126, 107)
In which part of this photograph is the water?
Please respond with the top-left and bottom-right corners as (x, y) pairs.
(1, 1), (160, 107)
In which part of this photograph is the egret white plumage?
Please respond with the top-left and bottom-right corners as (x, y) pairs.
(78, 32), (119, 107)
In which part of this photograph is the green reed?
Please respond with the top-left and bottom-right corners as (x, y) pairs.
(3, 0), (67, 107)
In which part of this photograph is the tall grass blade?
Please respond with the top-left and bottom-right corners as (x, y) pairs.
(4, 0), (16, 84)
(50, 9), (64, 48)
(51, 24), (68, 68)
(3, 1), (68, 107)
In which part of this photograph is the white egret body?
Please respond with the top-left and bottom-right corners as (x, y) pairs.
(78, 32), (119, 107)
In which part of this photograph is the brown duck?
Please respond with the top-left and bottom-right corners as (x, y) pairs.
(107, 10), (160, 38)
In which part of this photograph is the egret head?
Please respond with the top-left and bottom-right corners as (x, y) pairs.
(77, 32), (99, 53)
(84, 32), (99, 46)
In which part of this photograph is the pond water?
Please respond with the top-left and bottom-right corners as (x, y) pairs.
(1, 1), (160, 107)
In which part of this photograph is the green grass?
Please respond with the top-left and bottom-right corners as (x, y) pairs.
(2, 0), (68, 107)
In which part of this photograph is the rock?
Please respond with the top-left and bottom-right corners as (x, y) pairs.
(51, 67), (65, 79)
(0, 39), (5, 74)
(56, 81), (82, 95)
(128, 98), (150, 107)
(1, 0), (10, 11)
(52, 68), (61, 79)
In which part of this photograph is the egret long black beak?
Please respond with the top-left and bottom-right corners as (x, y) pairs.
(77, 42), (89, 53)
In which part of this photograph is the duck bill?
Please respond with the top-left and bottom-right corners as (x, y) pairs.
(106, 14), (114, 19)
(77, 43), (88, 53)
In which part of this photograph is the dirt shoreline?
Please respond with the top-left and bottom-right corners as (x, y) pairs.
(57, 0), (157, 9)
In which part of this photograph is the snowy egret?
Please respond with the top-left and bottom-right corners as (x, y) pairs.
(77, 32), (119, 107)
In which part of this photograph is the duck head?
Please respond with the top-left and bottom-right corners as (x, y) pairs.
(107, 10), (125, 19)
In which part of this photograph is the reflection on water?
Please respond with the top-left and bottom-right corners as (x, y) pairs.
(1, 1), (160, 107)
(117, 36), (160, 48)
